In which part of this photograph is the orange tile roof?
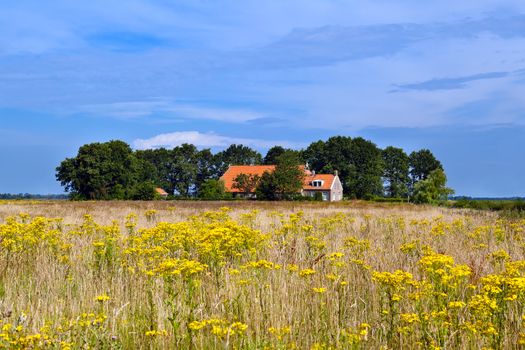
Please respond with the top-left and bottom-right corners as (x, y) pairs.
(302, 174), (336, 191)
(220, 165), (276, 193)
(155, 188), (169, 196)
(220, 165), (335, 193)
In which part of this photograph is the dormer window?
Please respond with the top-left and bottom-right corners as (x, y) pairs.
(312, 180), (324, 187)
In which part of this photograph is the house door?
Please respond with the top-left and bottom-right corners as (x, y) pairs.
(322, 192), (328, 201)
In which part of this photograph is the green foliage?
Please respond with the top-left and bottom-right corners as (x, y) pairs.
(313, 191), (323, 201)
(449, 198), (525, 213)
(264, 146), (286, 165)
(136, 145), (222, 197)
(233, 173), (260, 193)
(56, 137), (447, 204)
(255, 171), (278, 200)
(272, 152), (305, 198)
(255, 152), (304, 200)
(56, 140), (139, 200)
(198, 180), (230, 200)
(412, 169), (454, 204)
(382, 146), (409, 198)
(303, 136), (383, 199)
(264, 146), (302, 165)
(167, 144), (199, 197)
(347, 137), (384, 199)
(131, 182), (157, 200)
(409, 149), (443, 184)
(215, 144), (262, 174)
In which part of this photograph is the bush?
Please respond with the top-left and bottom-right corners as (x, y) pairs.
(198, 180), (231, 200)
(313, 192), (323, 201)
(131, 182), (157, 200)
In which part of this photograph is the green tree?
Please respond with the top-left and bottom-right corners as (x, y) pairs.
(131, 182), (157, 200)
(272, 152), (305, 199)
(303, 140), (327, 171)
(215, 144), (262, 174)
(135, 148), (173, 192)
(255, 171), (278, 200)
(346, 137), (384, 199)
(167, 144), (198, 197)
(198, 179), (230, 200)
(303, 136), (383, 199)
(264, 146), (303, 165)
(409, 149), (443, 183)
(195, 149), (221, 191)
(382, 146), (409, 198)
(412, 168), (454, 204)
(56, 140), (139, 200)
(264, 146), (286, 165)
(233, 173), (260, 194)
(255, 152), (304, 200)
(304, 137), (351, 192)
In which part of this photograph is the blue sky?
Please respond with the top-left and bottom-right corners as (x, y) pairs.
(1, 1), (524, 197)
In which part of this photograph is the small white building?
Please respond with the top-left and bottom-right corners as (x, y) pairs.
(301, 171), (343, 202)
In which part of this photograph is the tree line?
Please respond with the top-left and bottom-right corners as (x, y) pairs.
(56, 136), (452, 202)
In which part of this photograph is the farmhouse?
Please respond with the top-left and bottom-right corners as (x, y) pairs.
(220, 165), (343, 201)
(155, 188), (169, 199)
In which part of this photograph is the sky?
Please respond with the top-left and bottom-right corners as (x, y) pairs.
(1, 1), (524, 197)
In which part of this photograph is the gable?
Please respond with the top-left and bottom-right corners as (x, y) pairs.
(303, 174), (335, 191)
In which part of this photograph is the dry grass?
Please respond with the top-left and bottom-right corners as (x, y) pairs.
(0, 200), (523, 349)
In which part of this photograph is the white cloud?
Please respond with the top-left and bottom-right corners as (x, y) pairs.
(78, 100), (263, 123)
(133, 131), (305, 150)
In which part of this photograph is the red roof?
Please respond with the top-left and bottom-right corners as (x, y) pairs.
(155, 188), (169, 196)
(220, 165), (276, 193)
(220, 165), (335, 193)
(303, 174), (336, 191)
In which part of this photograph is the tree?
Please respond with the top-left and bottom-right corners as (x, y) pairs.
(264, 146), (303, 165)
(409, 149), (443, 183)
(303, 136), (383, 199)
(255, 171), (278, 200)
(195, 149), (221, 192)
(56, 140), (139, 200)
(167, 144), (198, 197)
(304, 137), (352, 193)
(135, 148), (173, 192)
(303, 140), (327, 171)
(131, 182), (157, 200)
(412, 168), (454, 204)
(264, 146), (286, 165)
(272, 152), (305, 198)
(346, 137), (384, 199)
(255, 152), (304, 200)
(198, 179), (230, 200)
(382, 146), (409, 198)
(233, 173), (260, 194)
(215, 144), (262, 174)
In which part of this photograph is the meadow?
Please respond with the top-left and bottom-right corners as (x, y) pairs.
(0, 200), (524, 349)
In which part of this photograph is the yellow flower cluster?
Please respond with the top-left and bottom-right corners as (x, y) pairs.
(2, 206), (525, 349)
(188, 318), (248, 339)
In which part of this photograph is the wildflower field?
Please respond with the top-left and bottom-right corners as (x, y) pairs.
(1, 201), (525, 349)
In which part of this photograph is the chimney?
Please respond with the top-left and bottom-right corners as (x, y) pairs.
(334, 170), (338, 177)
(312, 170), (316, 176)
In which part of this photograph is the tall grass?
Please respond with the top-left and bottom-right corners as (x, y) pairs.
(1, 201), (524, 349)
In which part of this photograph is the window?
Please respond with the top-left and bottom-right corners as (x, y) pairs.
(312, 180), (324, 187)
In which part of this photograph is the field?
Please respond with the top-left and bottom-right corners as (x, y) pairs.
(1, 200), (524, 349)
